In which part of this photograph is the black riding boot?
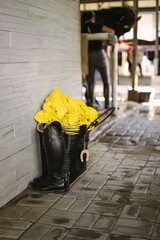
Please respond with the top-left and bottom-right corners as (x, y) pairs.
(87, 83), (94, 107)
(29, 122), (69, 193)
(32, 124), (48, 183)
(104, 83), (110, 109)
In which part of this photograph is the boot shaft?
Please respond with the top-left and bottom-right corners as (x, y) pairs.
(43, 124), (65, 174)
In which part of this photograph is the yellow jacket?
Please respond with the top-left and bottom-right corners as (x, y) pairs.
(34, 88), (98, 131)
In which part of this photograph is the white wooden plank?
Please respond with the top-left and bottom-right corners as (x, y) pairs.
(16, 135), (41, 179)
(0, 91), (31, 112)
(16, 0), (50, 10)
(0, 48), (29, 63)
(11, 32), (49, 49)
(0, 105), (33, 129)
(28, 5), (59, 23)
(0, 63), (39, 78)
(0, 125), (14, 146)
(0, 131), (32, 161)
(0, 168), (17, 193)
(0, 170), (33, 208)
(0, 13), (37, 33)
(0, 30), (10, 47)
(0, 0), (28, 18)
(0, 141), (40, 177)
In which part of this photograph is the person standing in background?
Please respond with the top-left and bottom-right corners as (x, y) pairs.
(81, 10), (115, 109)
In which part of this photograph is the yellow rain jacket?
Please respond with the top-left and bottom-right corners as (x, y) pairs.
(34, 88), (98, 132)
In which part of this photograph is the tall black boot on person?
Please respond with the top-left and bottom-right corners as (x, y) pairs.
(87, 83), (94, 107)
(29, 122), (69, 193)
(104, 84), (110, 109)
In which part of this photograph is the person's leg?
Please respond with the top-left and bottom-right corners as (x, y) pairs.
(97, 50), (110, 109)
(138, 63), (143, 76)
(127, 57), (132, 75)
(86, 52), (96, 107)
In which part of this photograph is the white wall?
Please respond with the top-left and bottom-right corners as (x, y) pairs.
(0, 0), (81, 207)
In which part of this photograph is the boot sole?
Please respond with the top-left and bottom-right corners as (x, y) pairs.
(28, 186), (69, 194)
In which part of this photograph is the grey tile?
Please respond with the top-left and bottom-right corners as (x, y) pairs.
(41, 226), (68, 240)
(94, 189), (114, 201)
(113, 218), (153, 238)
(19, 222), (51, 240)
(46, 208), (81, 220)
(67, 228), (108, 240)
(112, 225), (151, 238)
(73, 213), (98, 229)
(107, 234), (130, 240)
(138, 207), (158, 222)
(20, 207), (47, 222)
(38, 215), (75, 228)
(151, 223), (160, 240)
(0, 227), (24, 239)
(0, 205), (29, 219)
(18, 198), (54, 208)
(93, 215), (116, 232)
(86, 201), (122, 217)
(68, 199), (91, 212)
(65, 190), (95, 200)
(120, 205), (140, 219)
(0, 219), (31, 229)
(52, 197), (76, 210)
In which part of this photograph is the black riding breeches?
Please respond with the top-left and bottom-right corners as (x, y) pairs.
(86, 49), (110, 107)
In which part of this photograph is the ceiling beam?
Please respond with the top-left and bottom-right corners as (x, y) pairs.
(80, 2), (159, 12)
(138, 7), (160, 12)
(80, 0), (160, 12)
(80, 0), (158, 2)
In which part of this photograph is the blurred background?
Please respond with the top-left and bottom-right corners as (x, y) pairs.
(80, 0), (160, 108)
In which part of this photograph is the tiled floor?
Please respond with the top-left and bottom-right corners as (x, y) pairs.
(0, 102), (160, 240)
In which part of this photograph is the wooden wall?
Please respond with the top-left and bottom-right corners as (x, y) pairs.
(0, 0), (81, 207)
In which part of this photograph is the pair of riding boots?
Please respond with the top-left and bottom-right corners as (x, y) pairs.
(29, 121), (88, 193)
